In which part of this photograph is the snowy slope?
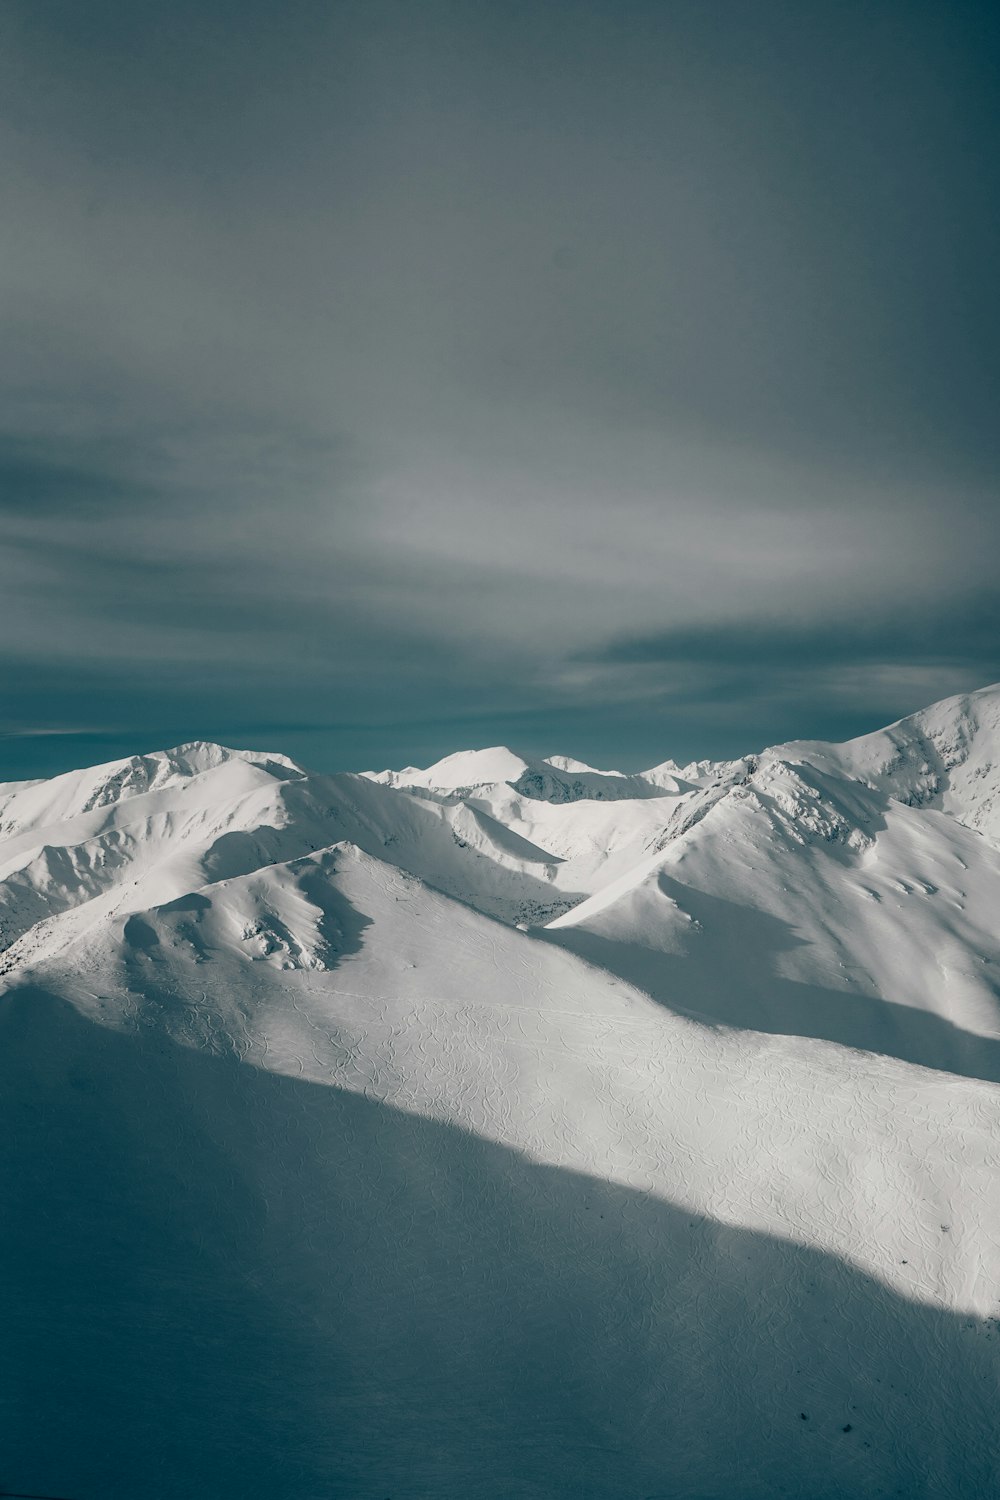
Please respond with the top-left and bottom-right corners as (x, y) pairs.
(546, 746), (1000, 1078)
(791, 683), (1000, 842)
(3, 685), (1000, 1498)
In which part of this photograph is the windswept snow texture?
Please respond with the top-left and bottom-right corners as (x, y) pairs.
(4, 688), (1000, 1498)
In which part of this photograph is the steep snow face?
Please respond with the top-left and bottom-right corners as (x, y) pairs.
(791, 683), (1000, 843)
(4, 688), (1000, 1499)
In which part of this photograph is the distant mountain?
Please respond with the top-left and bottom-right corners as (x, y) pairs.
(3, 687), (1000, 1498)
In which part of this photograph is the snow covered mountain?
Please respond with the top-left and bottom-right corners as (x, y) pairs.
(3, 687), (1000, 1498)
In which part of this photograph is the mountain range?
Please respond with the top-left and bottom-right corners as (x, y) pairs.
(3, 685), (1000, 1498)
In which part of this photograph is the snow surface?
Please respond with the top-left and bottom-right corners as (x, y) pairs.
(3, 687), (1000, 1497)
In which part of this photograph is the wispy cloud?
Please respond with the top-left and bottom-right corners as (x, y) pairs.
(1, 0), (998, 775)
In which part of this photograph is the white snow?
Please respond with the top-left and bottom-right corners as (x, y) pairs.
(3, 685), (1000, 1497)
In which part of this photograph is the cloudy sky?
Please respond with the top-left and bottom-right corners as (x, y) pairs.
(2, 0), (998, 778)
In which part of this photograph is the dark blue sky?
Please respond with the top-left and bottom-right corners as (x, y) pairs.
(2, 1), (999, 779)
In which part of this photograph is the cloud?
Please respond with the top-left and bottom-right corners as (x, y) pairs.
(0, 1), (998, 775)
(0, 726), (113, 739)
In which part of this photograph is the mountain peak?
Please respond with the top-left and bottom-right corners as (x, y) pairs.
(366, 745), (532, 793)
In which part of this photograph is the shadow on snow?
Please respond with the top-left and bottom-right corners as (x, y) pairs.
(1, 988), (997, 1500)
(546, 874), (1000, 1086)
